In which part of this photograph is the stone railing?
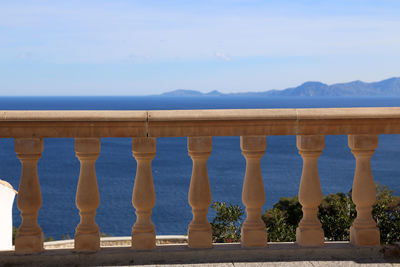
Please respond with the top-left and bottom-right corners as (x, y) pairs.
(1, 107), (400, 254)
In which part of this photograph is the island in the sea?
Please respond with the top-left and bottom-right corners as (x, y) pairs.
(160, 77), (400, 97)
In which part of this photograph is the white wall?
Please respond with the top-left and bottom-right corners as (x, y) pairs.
(0, 182), (16, 251)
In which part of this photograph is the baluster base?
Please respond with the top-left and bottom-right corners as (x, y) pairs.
(188, 228), (212, 248)
(350, 226), (380, 246)
(296, 227), (324, 247)
(15, 232), (44, 254)
(74, 231), (100, 252)
(132, 230), (156, 250)
(241, 227), (267, 248)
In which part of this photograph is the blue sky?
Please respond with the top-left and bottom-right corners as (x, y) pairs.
(0, 0), (399, 96)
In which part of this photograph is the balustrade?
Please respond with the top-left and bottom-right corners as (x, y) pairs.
(2, 107), (400, 256)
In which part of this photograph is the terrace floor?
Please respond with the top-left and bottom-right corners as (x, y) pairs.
(1, 240), (400, 267)
(132, 262), (399, 267)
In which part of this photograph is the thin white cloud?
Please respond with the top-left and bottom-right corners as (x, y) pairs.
(215, 52), (231, 61)
(18, 52), (33, 60)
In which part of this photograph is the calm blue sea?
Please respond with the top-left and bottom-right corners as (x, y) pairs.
(0, 96), (399, 239)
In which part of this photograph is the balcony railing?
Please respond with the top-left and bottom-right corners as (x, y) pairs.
(1, 107), (400, 259)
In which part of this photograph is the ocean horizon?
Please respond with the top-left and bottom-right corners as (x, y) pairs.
(1, 95), (399, 239)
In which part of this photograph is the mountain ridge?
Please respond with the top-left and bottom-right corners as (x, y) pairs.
(160, 77), (400, 97)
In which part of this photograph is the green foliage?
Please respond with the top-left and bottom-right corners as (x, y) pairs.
(318, 192), (356, 241)
(260, 185), (400, 244)
(44, 236), (55, 242)
(212, 185), (400, 244)
(61, 234), (72, 240)
(100, 232), (113, 237)
(262, 196), (300, 242)
(373, 185), (400, 244)
(12, 226), (17, 245)
(210, 201), (244, 242)
(272, 196), (303, 226)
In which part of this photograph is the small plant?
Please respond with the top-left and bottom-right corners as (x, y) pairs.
(61, 234), (72, 240)
(12, 226), (17, 245)
(100, 232), (112, 237)
(44, 236), (55, 242)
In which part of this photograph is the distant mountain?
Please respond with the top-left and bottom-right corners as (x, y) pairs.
(266, 77), (400, 96)
(160, 77), (400, 97)
(206, 90), (224, 96)
(161, 89), (205, 96)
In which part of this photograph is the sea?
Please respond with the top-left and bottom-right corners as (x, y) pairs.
(0, 96), (399, 239)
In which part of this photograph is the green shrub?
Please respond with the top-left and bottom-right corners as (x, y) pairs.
(373, 185), (400, 244)
(260, 185), (400, 244)
(210, 201), (244, 242)
(318, 192), (356, 241)
(261, 196), (300, 242)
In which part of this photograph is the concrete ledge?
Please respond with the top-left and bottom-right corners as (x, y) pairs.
(0, 242), (394, 267)
(43, 235), (188, 249)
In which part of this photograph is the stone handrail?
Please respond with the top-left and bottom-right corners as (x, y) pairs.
(2, 107), (400, 253)
(0, 107), (400, 137)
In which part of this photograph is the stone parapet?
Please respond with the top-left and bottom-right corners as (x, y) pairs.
(1, 107), (398, 261)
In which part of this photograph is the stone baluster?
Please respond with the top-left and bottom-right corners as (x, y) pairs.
(74, 138), (101, 252)
(240, 136), (267, 247)
(187, 136), (212, 248)
(296, 135), (325, 246)
(14, 138), (44, 253)
(348, 135), (380, 246)
(131, 137), (157, 250)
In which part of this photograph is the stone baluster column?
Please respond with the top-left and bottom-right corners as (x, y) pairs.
(131, 137), (157, 250)
(348, 134), (380, 246)
(187, 136), (212, 248)
(296, 135), (325, 246)
(74, 138), (101, 252)
(14, 138), (44, 253)
(240, 136), (267, 247)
